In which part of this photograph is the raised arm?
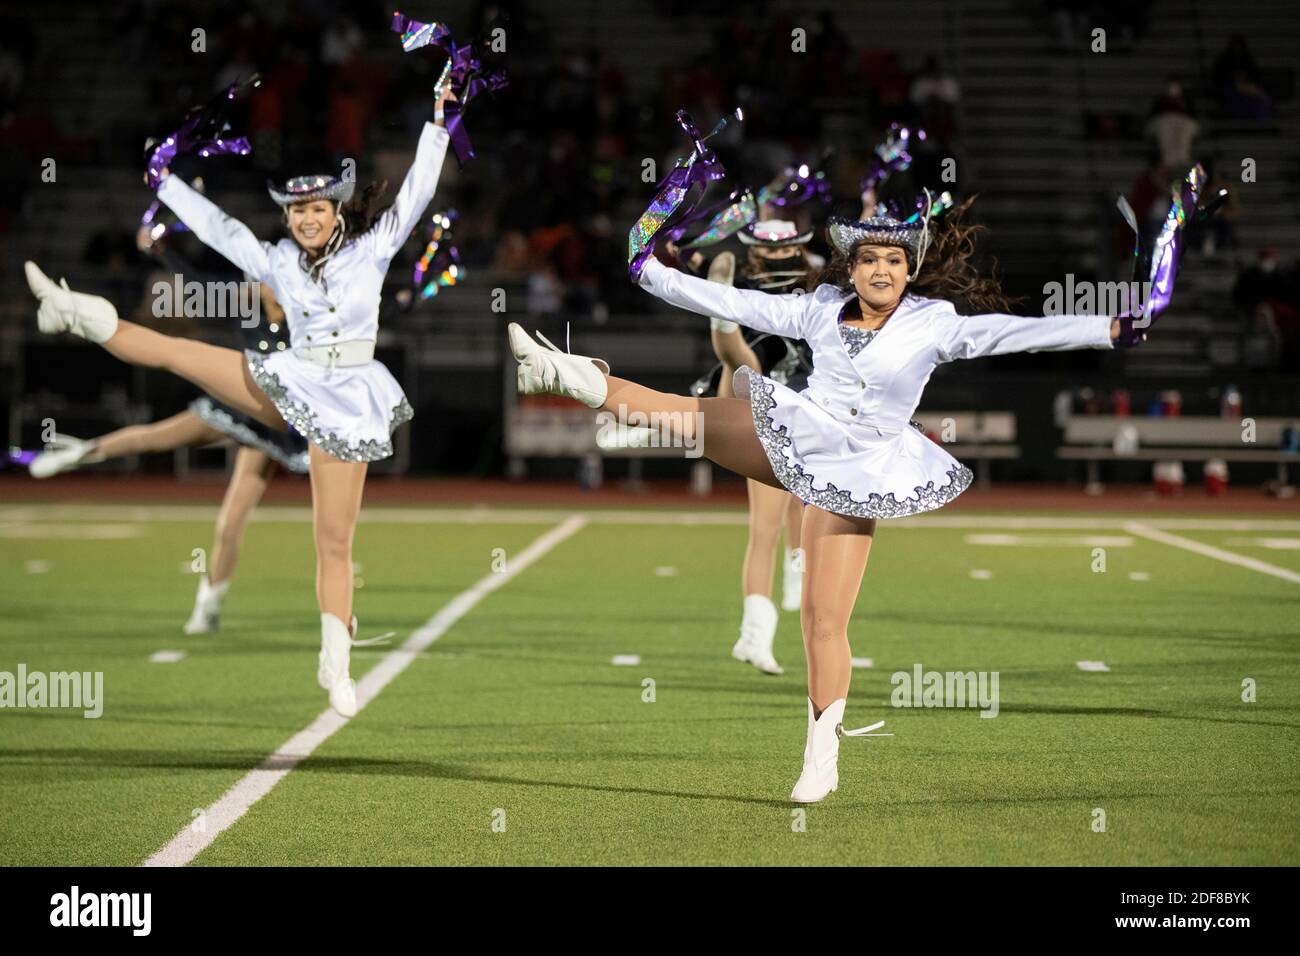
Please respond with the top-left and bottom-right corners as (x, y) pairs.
(638, 256), (808, 339)
(365, 122), (451, 262)
(156, 175), (272, 281)
(936, 308), (1116, 363)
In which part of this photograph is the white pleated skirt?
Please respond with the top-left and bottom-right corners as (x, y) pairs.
(734, 366), (974, 519)
(245, 350), (413, 463)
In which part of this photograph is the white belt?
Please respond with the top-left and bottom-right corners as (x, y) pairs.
(293, 340), (375, 368)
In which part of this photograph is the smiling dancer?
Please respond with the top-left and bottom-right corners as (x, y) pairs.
(25, 87), (454, 716)
(506, 173), (1196, 801)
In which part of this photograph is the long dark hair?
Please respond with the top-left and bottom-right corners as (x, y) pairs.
(339, 179), (391, 235)
(815, 195), (1021, 313)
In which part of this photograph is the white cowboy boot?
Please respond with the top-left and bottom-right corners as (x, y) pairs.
(25, 261), (119, 343)
(791, 698), (846, 803)
(790, 699), (890, 803)
(781, 547), (803, 611)
(183, 576), (231, 634)
(28, 434), (101, 479)
(507, 323), (610, 408)
(731, 593), (783, 674)
(318, 613), (358, 718)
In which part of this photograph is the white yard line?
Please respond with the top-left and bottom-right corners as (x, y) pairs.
(1124, 522), (1300, 585)
(140, 514), (588, 868)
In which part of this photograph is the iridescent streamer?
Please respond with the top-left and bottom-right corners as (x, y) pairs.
(144, 76), (259, 191)
(682, 190), (757, 248)
(412, 209), (463, 299)
(1115, 194), (1141, 284)
(757, 165), (831, 209)
(391, 13), (452, 53)
(1139, 164), (1205, 325)
(900, 189), (954, 223)
(140, 198), (190, 242)
(862, 123), (925, 194)
(665, 188), (757, 249)
(663, 193), (726, 244)
(390, 11), (508, 167)
(628, 109), (737, 280)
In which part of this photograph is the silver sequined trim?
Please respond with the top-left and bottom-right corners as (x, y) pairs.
(245, 352), (413, 463)
(740, 367), (974, 519)
(189, 397), (310, 473)
(839, 325), (878, 358)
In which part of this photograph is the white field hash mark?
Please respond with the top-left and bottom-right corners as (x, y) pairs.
(141, 515), (588, 867)
(1124, 522), (1300, 586)
(1224, 536), (1300, 550)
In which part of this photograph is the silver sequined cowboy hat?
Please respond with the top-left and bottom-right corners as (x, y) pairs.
(826, 189), (937, 280)
(266, 173), (356, 206)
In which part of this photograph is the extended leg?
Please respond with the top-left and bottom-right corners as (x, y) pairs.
(25, 265), (285, 430)
(95, 410), (222, 460)
(602, 377), (780, 488)
(101, 322), (285, 429)
(30, 410), (222, 478)
(511, 323), (779, 486)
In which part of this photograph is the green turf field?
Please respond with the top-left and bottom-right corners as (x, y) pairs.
(2, 505), (1297, 866)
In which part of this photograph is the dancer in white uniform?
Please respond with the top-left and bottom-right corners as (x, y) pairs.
(507, 197), (1138, 802)
(25, 90), (453, 716)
